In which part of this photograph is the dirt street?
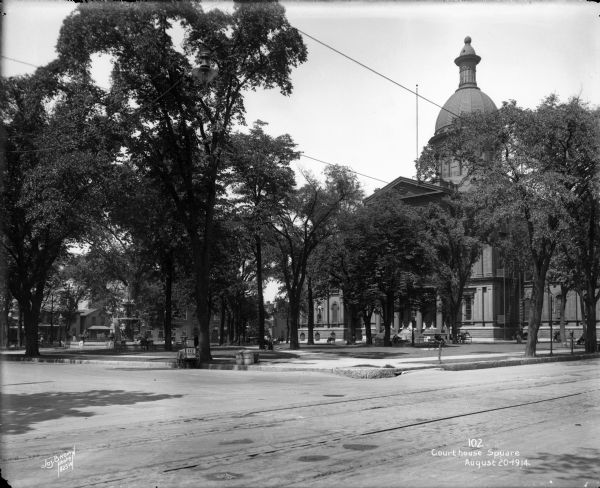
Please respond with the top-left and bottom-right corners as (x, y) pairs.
(1, 359), (599, 487)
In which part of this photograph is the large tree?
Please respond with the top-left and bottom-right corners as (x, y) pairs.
(109, 167), (187, 351)
(56, 1), (306, 362)
(548, 99), (600, 352)
(420, 96), (597, 356)
(418, 195), (483, 343)
(1, 67), (119, 357)
(311, 184), (368, 345)
(228, 120), (297, 348)
(271, 167), (361, 349)
(359, 200), (431, 346)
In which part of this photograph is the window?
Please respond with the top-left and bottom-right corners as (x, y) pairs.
(331, 303), (339, 324)
(465, 296), (472, 321)
(91, 317), (97, 326)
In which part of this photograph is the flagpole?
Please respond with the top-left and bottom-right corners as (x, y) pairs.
(416, 84), (419, 162)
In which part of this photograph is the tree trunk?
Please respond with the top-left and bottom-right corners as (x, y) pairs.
(48, 295), (54, 344)
(445, 295), (461, 344)
(559, 285), (568, 344)
(0, 261), (7, 350)
(362, 308), (373, 345)
(349, 303), (359, 344)
(525, 273), (546, 357)
(18, 306), (23, 348)
(583, 284), (598, 353)
(383, 290), (394, 347)
(195, 155), (220, 364)
(195, 271), (212, 362)
(582, 194), (598, 353)
(289, 297), (300, 350)
(23, 289), (43, 357)
(1, 293), (8, 350)
(163, 252), (173, 351)
(255, 234), (266, 349)
(227, 309), (234, 344)
(306, 276), (314, 345)
(219, 296), (226, 346)
(578, 289), (587, 337)
(24, 306), (40, 356)
(235, 306), (241, 345)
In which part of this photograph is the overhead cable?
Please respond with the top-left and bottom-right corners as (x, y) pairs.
(4, 56), (394, 186)
(300, 153), (391, 185)
(294, 28), (461, 120)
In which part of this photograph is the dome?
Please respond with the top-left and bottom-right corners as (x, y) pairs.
(435, 88), (497, 133)
(433, 36), (497, 134)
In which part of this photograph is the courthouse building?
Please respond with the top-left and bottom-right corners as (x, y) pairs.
(299, 37), (598, 343)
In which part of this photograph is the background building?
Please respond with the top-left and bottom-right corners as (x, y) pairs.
(305, 37), (599, 343)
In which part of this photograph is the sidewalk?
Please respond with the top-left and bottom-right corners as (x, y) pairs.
(2, 342), (598, 377)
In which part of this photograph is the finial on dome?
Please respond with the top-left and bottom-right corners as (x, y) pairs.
(455, 35), (481, 87)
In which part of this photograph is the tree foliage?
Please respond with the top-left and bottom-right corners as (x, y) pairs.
(1, 67), (119, 356)
(271, 167), (361, 349)
(418, 194), (483, 342)
(228, 120), (297, 347)
(56, 1), (306, 362)
(418, 95), (599, 356)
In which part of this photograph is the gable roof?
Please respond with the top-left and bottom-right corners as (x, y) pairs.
(364, 175), (451, 205)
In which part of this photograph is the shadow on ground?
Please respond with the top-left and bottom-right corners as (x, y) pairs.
(1, 390), (183, 435)
(525, 448), (600, 483)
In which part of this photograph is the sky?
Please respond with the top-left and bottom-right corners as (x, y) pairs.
(3, 0), (600, 300)
(3, 0), (600, 196)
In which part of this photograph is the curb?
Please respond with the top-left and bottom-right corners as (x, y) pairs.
(0, 355), (426, 376)
(440, 352), (600, 371)
(0, 356), (179, 368)
(3, 352), (598, 374)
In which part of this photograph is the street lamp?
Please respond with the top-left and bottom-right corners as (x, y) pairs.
(191, 48), (218, 85)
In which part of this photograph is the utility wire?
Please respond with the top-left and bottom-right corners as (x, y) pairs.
(4, 55), (394, 187)
(300, 153), (391, 185)
(2, 55), (40, 69)
(295, 28), (461, 120)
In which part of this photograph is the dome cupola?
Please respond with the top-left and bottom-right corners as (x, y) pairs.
(434, 36), (497, 134)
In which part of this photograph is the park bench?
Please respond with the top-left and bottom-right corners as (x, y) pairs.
(458, 332), (472, 344)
